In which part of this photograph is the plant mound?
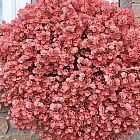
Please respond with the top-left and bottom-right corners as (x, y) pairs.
(0, 0), (140, 139)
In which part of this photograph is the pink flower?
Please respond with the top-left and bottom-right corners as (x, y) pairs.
(50, 103), (62, 111)
(25, 101), (32, 108)
(0, 0), (139, 139)
(53, 113), (61, 120)
(67, 127), (73, 133)
(106, 106), (114, 112)
(119, 92), (127, 99)
(125, 103), (132, 110)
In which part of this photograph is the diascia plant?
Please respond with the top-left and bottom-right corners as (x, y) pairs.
(0, 0), (140, 139)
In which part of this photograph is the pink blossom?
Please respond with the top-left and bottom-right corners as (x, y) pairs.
(0, 0), (139, 139)
(50, 103), (62, 110)
(125, 103), (132, 110)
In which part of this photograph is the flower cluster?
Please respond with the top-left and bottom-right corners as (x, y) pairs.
(0, 0), (140, 139)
